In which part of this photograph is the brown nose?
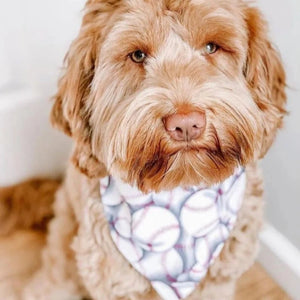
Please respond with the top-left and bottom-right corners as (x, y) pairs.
(164, 111), (206, 142)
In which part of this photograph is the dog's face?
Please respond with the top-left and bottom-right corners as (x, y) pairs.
(52, 0), (286, 192)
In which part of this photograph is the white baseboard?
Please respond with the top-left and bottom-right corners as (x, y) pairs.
(258, 224), (300, 300)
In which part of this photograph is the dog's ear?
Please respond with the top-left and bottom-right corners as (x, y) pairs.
(51, 0), (121, 177)
(244, 6), (287, 158)
(51, 26), (96, 138)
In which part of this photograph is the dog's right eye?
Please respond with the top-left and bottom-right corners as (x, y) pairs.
(129, 50), (147, 63)
(204, 43), (219, 55)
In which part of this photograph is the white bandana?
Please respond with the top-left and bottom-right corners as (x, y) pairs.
(100, 168), (246, 300)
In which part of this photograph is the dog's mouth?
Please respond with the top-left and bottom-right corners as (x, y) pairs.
(120, 142), (243, 193)
(167, 144), (211, 155)
(112, 123), (251, 192)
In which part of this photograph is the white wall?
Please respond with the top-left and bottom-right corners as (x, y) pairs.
(0, 93), (71, 185)
(258, 0), (300, 250)
(0, 0), (299, 249)
(0, 0), (85, 95)
(0, 0), (85, 184)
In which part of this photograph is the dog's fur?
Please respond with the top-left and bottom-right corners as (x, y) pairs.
(0, 0), (286, 299)
(0, 179), (60, 236)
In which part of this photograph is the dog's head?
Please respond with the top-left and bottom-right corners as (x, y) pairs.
(51, 0), (286, 192)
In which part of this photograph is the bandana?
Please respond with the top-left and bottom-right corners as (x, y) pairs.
(100, 168), (246, 300)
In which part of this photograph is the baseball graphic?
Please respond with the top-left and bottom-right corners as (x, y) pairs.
(100, 177), (122, 206)
(205, 224), (229, 254)
(152, 281), (178, 300)
(152, 187), (189, 215)
(171, 281), (197, 299)
(195, 237), (210, 266)
(189, 262), (208, 281)
(132, 206), (180, 252)
(114, 202), (132, 238)
(115, 178), (153, 207)
(181, 190), (219, 237)
(221, 168), (243, 193)
(137, 249), (183, 281)
(101, 168), (246, 300)
(110, 230), (143, 263)
(176, 272), (190, 283)
(175, 234), (196, 271)
(225, 172), (246, 214)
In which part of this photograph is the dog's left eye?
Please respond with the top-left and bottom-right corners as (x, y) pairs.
(204, 43), (219, 55)
(129, 50), (147, 63)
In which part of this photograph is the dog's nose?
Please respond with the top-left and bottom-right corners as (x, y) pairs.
(163, 111), (206, 142)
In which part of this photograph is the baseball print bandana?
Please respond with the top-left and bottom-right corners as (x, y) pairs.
(100, 168), (246, 300)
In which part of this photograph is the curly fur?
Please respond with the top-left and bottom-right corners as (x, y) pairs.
(0, 0), (286, 299)
(0, 179), (59, 236)
(50, 0), (285, 192)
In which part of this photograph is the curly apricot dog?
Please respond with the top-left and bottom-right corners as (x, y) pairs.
(2, 0), (287, 299)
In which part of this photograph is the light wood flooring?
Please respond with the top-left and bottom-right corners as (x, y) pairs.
(236, 263), (291, 300)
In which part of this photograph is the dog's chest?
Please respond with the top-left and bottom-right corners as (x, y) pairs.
(99, 169), (246, 300)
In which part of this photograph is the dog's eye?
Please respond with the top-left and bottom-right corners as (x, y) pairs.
(204, 43), (219, 55)
(130, 50), (147, 63)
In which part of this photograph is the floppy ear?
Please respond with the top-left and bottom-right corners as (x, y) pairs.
(51, 26), (95, 138)
(51, 0), (121, 177)
(244, 7), (287, 158)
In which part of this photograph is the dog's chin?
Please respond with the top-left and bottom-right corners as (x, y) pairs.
(113, 146), (242, 193)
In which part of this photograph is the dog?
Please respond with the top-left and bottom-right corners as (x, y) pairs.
(1, 0), (286, 299)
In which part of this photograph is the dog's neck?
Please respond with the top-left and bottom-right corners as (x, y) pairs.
(100, 168), (246, 300)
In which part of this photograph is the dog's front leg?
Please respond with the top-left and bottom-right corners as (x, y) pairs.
(72, 196), (164, 300)
(22, 185), (87, 300)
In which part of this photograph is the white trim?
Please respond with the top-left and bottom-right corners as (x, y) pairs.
(258, 223), (300, 300)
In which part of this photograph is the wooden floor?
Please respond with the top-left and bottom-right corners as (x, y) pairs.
(236, 263), (291, 300)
